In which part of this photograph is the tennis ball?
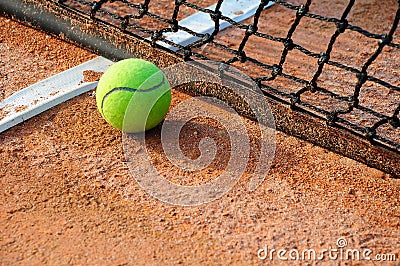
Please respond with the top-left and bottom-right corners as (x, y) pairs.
(96, 58), (171, 133)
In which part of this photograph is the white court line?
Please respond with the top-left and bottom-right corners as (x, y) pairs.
(0, 57), (114, 133)
(157, 0), (274, 51)
(0, 0), (274, 133)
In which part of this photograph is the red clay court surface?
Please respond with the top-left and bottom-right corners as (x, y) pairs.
(0, 2), (399, 265)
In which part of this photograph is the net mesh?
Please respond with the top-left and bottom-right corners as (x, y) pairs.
(56, 0), (400, 152)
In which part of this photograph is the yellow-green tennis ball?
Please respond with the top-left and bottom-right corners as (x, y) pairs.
(96, 58), (171, 133)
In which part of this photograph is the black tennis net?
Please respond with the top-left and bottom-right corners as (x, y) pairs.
(58, 0), (400, 152)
